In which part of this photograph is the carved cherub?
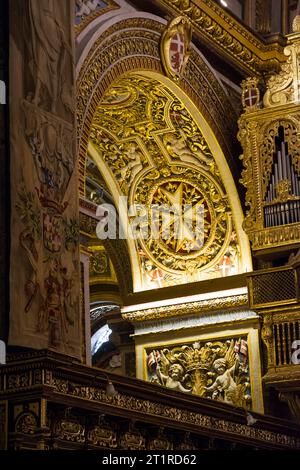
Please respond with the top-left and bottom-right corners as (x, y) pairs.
(205, 340), (238, 404)
(163, 132), (212, 167)
(118, 142), (143, 185)
(156, 350), (192, 394)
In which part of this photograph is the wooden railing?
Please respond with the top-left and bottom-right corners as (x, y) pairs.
(0, 350), (299, 450)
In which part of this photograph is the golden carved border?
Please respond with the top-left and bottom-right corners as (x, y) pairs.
(1, 353), (299, 448)
(77, 18), (238, 196)
(238, 105), (300, 251)
(157, 0), (285, 75)
(122, 294), (248, 323)
(34, 377), (300, 448)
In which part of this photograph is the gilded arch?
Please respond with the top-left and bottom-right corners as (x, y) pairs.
(77, 14), (251, 292)
(76, 14), (240, 195)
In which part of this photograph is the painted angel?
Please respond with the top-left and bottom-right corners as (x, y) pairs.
(156, 350), (192, 393)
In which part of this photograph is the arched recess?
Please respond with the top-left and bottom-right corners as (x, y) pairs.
(77, 12), (252, 292)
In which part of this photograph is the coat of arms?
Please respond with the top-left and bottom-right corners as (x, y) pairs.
(241, 77), (260, 112)
(43, 213), (63, 253)
(160, 16), (192, 80)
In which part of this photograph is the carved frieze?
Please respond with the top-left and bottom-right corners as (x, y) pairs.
(146, 338), (251, 409)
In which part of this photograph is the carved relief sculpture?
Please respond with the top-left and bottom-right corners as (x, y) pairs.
(147, 338), (251, 409)
(90, 74), (244, 290)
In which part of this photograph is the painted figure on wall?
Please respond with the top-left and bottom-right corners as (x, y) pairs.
(28, 0), (73, 116)
(9, 0), (80, 358)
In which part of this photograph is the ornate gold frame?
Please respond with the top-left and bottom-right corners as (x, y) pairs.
(160, 16), (192, 80)
(135, 322), (264, 414)
(156, 0), (285, 75)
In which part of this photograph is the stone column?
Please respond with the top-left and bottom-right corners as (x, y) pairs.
(9, 0), (82, 359)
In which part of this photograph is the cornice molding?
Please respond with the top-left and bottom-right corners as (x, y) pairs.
(122, 294), (248, 323)
(157, 0), (286, 76)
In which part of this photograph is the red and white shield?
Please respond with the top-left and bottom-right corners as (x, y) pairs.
(169, 32), (185, 75)
(219, 255), (232, 277)
(43, 213), (63, 253)
(244, 89), (259, 107)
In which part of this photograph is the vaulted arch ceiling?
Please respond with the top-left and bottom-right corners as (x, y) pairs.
(76, 14), (243, 197)
(88, 72), (252, 292)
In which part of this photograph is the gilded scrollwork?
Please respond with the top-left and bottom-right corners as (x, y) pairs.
(261, 314), (274, 368)
(77, 17), (240, 199)
(87, 420), (118, 448)
(91, 74), (242, 289)
(157, 0), (284, 75)
(263, 26), (300, 108)
(260, 120), (300, 197)
(1, 354), (298, 448)
(15, 412), (38, 435)
(119, 430), (146, 450)
(148, 429), (173, 450)
(122, 294), (248, 323)
(53, 417), (85, 443)
(238, 31), (300, 252)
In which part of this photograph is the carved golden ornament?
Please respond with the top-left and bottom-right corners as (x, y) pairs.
(160, 16), (192, 80)
(137, 175), (231, 276)
(87, 424), (117, 448)
(91, 74), (241, 287)
(238, 85), (300, 251)
(263, 32), (300, 108)
(77, 17), (249, 196)
(148, 430), (173, 450)
(53, 417), (85, 443)
(251, 226), (300, 251)
(0, 356), (298, 448)
(261, 315), (274, 369)
(122, 294), (248, 323)
(90, 250), (109, 275)
(293, 15), (300, 34)
(274, 180), (292, 202)
(157, 0), (285, 75)
(241, 78), (260, 113)
(147, 338), (252, 408)
(15, 412), (38, 435)
(120, 431), (146, 450)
